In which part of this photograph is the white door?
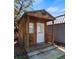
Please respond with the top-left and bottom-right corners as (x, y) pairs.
(37, 23), (44, 43)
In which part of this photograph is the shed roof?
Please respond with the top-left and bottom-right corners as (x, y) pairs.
(22, 9), (55, 21)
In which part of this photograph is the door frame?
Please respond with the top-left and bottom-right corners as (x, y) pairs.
(36, 23), (45, 43)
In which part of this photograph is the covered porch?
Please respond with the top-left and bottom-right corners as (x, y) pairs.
(18, 10), (55, 51)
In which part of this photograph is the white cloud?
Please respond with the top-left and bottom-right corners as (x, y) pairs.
(47, 7), (59, 13)
(34, 0), (44, 5)
(46, 6), (65, 16)
(59, 9), (65, 13)
(46, 0), (65, 16)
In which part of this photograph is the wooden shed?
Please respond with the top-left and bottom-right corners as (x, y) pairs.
(18, 10), (55, 50)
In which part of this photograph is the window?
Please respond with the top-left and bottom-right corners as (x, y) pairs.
(29, 23), (34, 33)
(37, 23), (44, 33)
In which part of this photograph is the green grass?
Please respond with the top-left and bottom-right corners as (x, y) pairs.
(15, 56), (25, 59)
(58, 55), (65, 59)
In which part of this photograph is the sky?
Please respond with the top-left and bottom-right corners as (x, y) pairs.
(32, 0), (65, 17)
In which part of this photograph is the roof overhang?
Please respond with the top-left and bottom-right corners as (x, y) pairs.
(23, 9), (55, 21)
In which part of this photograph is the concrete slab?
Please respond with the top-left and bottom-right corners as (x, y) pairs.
(28, 46), (56, 56)
(28, 46), (65, 59)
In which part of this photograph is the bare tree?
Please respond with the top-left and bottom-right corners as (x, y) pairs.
(14, 0), (33, 21)
(14, 0), (34, 45)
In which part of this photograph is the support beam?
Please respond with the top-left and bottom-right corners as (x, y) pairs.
(52, 21), (54, 43)
(24, 16), (30, 51)
(34, 21), (37, 44)
(44, 22), (47, 43)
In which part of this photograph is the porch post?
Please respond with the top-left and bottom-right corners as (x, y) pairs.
(24, 16), (30, 51)
(52, 20), (54, 43)
(44, 22), (47, 43)
(34, 21), (37, 44)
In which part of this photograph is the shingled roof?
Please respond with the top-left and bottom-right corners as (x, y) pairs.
(22, 9), (55, 20)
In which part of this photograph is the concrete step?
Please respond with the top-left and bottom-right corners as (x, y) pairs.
(27, 45), (57, 57)
(28, 43), (53, 52)
(28, 47), (65, 59)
